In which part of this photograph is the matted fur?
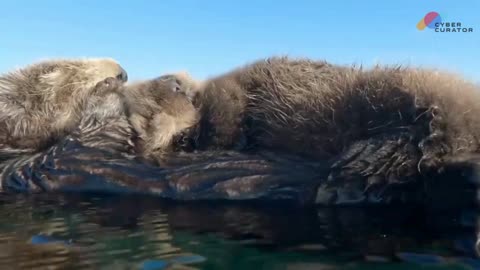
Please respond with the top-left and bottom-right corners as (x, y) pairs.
(0, 58), (128, 157)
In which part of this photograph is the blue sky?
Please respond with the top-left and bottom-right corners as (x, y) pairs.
(1, 1), (479, 82)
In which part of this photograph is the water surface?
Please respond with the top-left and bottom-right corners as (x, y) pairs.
(0, 194), (479, 269)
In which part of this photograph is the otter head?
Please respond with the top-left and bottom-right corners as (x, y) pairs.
(1, 58), (127, 100)
(156, 71), (204, 101)
(33, 58), (128, 103)
(0, 58), (128, 142)
(124, 74), (200, 157)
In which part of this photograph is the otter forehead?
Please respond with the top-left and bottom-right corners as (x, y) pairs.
(126, 73), (187, 97)
(80, 58), (128, 82)
(125, 76), (191, 111)
(154, 71), (203, 100)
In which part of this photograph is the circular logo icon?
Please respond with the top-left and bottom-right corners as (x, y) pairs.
(417, 12), (442, 30)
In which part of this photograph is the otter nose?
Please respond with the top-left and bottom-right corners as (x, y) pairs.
(116, 67), (128, 82)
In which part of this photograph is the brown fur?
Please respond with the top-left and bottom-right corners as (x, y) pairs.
(184, 57), (480, 160)
(0, 58), (128, 157)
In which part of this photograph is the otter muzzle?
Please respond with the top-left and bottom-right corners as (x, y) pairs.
(116, 67), (128, 82)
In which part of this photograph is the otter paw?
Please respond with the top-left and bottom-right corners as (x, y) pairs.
(317, 132), (421, 205)
(93, 77), (124, 96)
(171, 129), (195, 152)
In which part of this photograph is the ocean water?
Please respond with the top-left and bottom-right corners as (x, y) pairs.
(0, 194), (479, 270)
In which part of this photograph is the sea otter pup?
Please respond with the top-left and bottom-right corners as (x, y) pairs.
(0, 58), (128, 159)
(122, 73), (200, 163)
(153, 57), (480, 204)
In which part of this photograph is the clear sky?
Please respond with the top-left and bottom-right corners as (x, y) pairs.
(1, 0), (479, 82)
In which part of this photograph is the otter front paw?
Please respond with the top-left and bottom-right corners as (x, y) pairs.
(92, 77), (124, 96)
(82, 78), (127, 123)
(171, 129), (196, 152)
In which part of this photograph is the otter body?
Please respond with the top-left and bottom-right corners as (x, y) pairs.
(0, 58), (128, 158)
(166, 57), (480, 204)
(189, 58), (478, 158)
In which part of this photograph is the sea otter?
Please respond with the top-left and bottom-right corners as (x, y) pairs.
(2, 57), (480, 209)
(0, 58), (128, 159)
(148, 57), (480, 205)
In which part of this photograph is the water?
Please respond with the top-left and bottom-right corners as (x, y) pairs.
(0, 194), (479, 270)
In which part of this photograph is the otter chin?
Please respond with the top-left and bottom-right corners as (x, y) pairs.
(0, 58), (128, 158)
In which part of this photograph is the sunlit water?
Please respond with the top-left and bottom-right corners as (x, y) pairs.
(0, 194), (479, 270)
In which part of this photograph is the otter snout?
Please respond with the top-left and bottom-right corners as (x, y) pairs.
(116, 67), (128, 82)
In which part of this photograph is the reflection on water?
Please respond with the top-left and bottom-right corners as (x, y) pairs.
(0, 194), (479, 269)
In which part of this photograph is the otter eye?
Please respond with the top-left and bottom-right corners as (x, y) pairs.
(174, 86), (181, 92)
